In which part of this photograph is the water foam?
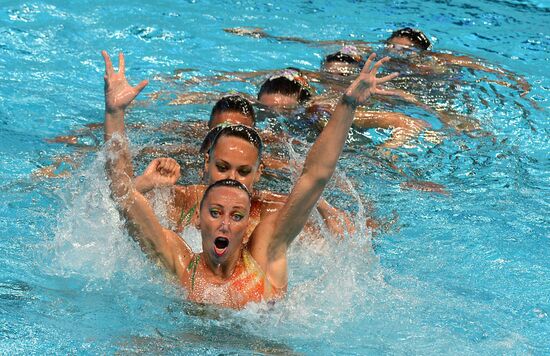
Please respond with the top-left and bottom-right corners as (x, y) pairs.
(45, 148), (159, 285)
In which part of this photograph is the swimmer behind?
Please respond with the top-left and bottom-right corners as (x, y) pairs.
(135, 106), (356, 239)
(256, 67), (431, 149)
(225, 26), (531, 97)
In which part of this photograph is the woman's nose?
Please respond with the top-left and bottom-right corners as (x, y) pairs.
(219, 217), (230, 232)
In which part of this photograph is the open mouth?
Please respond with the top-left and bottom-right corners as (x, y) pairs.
(214, 237), (229, 256)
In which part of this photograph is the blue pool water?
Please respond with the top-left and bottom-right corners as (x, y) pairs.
(1, 1), (548, 354)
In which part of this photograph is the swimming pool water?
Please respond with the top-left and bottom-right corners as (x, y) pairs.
(1, 0), (548, 354)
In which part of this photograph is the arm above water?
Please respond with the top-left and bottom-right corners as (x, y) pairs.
(249, 54), (399, 287)
(102, 50), (192, 279)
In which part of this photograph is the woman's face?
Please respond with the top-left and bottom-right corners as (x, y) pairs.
(386, 36), (420, 56)
(258, 92), (299, 113)
(200, 185), (250, 264)
(204, 135), (261, 191)
(322, 61), (359, 76)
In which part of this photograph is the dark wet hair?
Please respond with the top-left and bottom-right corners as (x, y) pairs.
(388, 27), (431, 50)
(324, 52), (361, 65)
(200, 179), (252, 210)
(199, 124), (263, 163)
(209, 95), (256, 128)
(322, 48), (364, 76)
(257, 68), (312, 103)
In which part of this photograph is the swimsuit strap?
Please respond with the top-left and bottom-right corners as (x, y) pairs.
(186, 254), (200, 291)
(178, 202), (197, 227)
(238, 249), (271, 296)
(241, 249), (266, 279)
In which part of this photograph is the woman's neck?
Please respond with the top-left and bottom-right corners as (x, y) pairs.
(201, 249), (243, 281)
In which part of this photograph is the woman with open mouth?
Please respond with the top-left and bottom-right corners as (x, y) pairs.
(101, 50), (398, 309)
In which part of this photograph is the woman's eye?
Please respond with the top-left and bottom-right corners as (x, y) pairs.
(232, 214), (244, 222)
(216, 164), (228, 172)
(238, 168), (251, 176)
(210, 209), (220, 218)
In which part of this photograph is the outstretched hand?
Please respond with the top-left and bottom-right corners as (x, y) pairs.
(102, 50), (148, 114)
(343, 53), (399, 107)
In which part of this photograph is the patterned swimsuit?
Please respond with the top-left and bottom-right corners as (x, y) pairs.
(186, 249), (280, 306)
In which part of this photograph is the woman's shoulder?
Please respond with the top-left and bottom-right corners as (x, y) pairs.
(253, 189), (287, 204)
(252, 189), (286, 218)
(174, 184), (207, 199)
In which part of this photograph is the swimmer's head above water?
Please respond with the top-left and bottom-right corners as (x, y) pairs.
(386, 27), (431, 51)
(209, 94), (256, 129)
(257, 68), (314, 112)
(199, 179), (252, 266)
(321, 46), (364, 76)
(201, 124), (263, 191)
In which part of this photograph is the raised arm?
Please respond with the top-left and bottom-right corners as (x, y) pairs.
(250, 54), (398, 285)
(102, 51), (192, 278)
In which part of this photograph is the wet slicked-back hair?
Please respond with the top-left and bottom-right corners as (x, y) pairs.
(209, 95), (256, 128)
(388, 27), (431, 50)
(199, 124), (263, 163)
(200, 179), (252, 210)
(324, 52), (362, 65)
(257, 68), (312, 103)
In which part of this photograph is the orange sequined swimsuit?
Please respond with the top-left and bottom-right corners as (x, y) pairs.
(186, 249), (282, 306)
